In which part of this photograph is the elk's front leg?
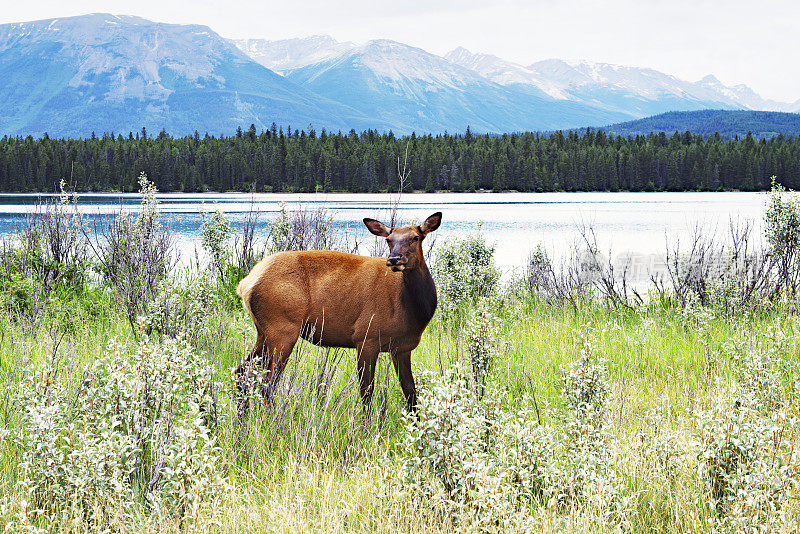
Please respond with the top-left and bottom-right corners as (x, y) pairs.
(392, 349), (417, 411)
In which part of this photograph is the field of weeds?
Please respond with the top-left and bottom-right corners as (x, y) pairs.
(1, 176), (799, 533)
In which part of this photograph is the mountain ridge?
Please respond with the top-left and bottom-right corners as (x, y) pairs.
(0, 14), (796, 139)
(0, 14), (373, 137)
(283, 38), (629, 133)
(241, 36), (794, 114)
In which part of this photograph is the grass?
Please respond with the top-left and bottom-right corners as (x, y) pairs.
(4, 176), (800, 531)
(1, 278), (798, 532)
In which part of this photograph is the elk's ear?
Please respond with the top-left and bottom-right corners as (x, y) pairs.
(420, 212), (442, 234)
(363, 218), (391, 237)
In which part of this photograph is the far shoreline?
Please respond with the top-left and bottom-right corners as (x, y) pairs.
(0, 188), (770, 196)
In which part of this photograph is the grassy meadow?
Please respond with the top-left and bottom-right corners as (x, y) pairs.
(1, 177), (799, 533)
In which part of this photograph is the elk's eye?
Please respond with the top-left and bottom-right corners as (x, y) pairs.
(412, 236), (419, 242)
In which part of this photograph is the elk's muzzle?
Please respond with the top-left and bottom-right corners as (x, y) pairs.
(387, 256), (406, 271)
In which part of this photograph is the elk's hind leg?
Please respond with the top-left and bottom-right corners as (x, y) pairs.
(356, 340), (380, 410)
(235, 332), (268, 418)
(237, 274), (305, 411)
(235, 325), (300, 416)
(260, 321), (301, 402)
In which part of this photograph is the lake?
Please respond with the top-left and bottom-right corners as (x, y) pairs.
(0, 191), (768, 278)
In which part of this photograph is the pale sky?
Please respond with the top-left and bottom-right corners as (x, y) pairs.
(3, 0), (798, 103)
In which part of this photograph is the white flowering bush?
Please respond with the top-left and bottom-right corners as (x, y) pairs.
(400, 365), (551, 532)
(698, 324), (800, 532)
(764, 178), (800, 294)
(463, 302), (501, 395)
(738, 332), (786, 412)
(1, 335), (224, 531)
(556, 329), (629, 526)
(200, 207), (232, 283)
(698, 383), (799, 533)
(676, 294), (716, 331)
(432, 233), (500, 323)
(559, 332), (610, 500)
(155, 400), (224, 531)
(399, 329), (633, 532)
(720, 324), (792, 412)
(637, 397), (682, 482)
(140, 273), (217, 342)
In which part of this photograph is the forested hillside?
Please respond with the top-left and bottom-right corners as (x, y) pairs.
(600, 110), (800, 139)
(1, 125), (799, 192)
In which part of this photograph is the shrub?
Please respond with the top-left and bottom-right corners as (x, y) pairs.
(94, 173), (175, 332)
(558, 329), (625, 520)
(698, 383), (799, 532)
(41, 181), (88, 280)
(0, 181), (87, 326)
(720, 324), (792, 411)
(764, 178), (800, 294)
(139, 273), (217, 343)
(268, 203), (336, 253)
(432, 233), (500, 322)
(463, 302), (501, 396)
(400, 365), (549, 532)
(561, 332), (609, 450)
(698, 323), (800, 531)
(200, 207), (232, 284)
(1, 335), (224, 530)
(399, 328), (631, 532)
(738, 330), (786, 411)
(526, 245), (555, 298)
(232, 199), (266, 279)
(706, 219), (776, 314)
(525, 243), (602, 309)
(0, 269), (35, 316)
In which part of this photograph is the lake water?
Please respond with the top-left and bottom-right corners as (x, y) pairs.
(0, 191), (768, 277)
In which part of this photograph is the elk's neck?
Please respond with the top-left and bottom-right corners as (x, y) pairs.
(400, 262), (437, 327)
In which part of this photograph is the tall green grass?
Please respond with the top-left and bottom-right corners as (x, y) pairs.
(1, 177), (799, 532)
(1, 285), (798, 532)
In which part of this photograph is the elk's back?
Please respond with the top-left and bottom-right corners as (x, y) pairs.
(237, 250), (410, 348)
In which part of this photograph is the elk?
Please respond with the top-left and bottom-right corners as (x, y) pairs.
(234, 212), (442, 411)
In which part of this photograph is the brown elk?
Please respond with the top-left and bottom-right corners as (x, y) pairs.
(234, 212), (442, 411)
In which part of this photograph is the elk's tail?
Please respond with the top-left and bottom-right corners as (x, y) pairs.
(237, 267), (260, 324)
(236, 256), (276, 325)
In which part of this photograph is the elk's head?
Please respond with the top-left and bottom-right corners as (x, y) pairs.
(363, 212), (442, 272)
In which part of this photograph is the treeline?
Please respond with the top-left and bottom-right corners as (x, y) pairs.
(1, 125), (799, 192)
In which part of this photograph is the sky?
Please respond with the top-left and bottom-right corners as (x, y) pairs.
(2, 0), (798, 103)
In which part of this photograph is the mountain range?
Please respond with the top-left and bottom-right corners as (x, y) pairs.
(0, 13), (797, 138)
(0, 14), (374, 137)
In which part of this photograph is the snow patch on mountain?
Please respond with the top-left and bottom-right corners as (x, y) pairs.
(232, 35), (355, 74)
(528, 59), (704, 101)
(444, 47), (570, 100)
(696, 74), (789, 111)
(231, 33), (797, 119)
(352, 40), (489, 90)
